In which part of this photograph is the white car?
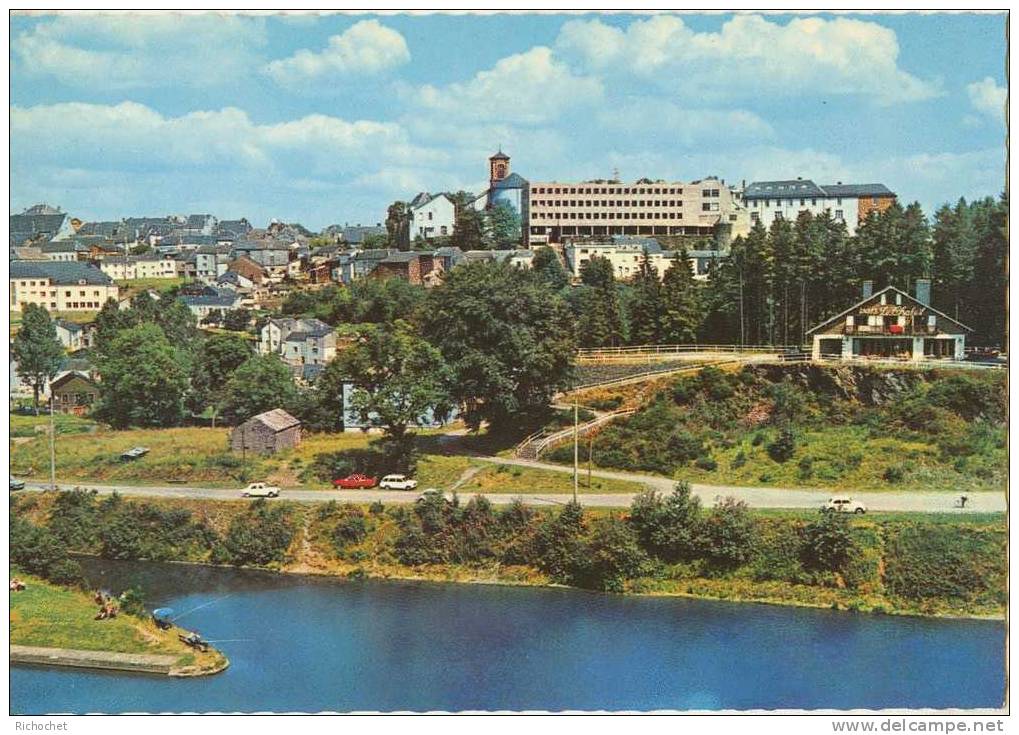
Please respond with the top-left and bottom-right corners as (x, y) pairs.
(241, 482), (281, 498)
(379, 474), (418, 491)
(822, 496), (866, 514)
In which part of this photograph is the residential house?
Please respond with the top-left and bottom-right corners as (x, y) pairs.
(432, 246), (464, 272)
(179, 287), (242, 320)
(195, 244), (233, 283)
(227, 255), (267, 285)
(39, 240), (91, 262)
(98, 254), (179, 281)
(333, 248), (397, 284)
(54, 320), (85, 351)
(408, 192), (456, 241)
(232, 239), (292, 277)
(49, 372), (100, 416)
(339, 224), (387, 246)
(808, 281), (970, 361)
(371, 251), (439, 286)
(10, 205), (76, 247)
(10, 261), (119, 312)
(230, 408), (301, 455)
(259, 317), (336, 366)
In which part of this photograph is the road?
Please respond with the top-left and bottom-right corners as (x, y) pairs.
(19, 456), (1006, 513)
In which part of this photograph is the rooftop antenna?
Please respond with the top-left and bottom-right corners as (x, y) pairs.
(612, 167), (620, 182)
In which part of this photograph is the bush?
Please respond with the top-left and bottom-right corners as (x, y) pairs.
(883, 464), (907, 484)
(767, 428), (796, 463)
(332, 507), (369, 550)
(801, 512), (856, 575)
(694, 456), (718, 472)
(628, 482), (702, 563)
(119, 587), (147, 617)
(10, 517), (83, 585)
(571, 516), (648, 592)
(797, 456), (814, 480)
(700, 497), (757, 570)
(221, 500), (295, 566)
(730, 451), (747, 469)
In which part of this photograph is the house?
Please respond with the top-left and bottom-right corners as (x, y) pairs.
(259, 317), (336, 366)
(195, 244), (233, 283)
(54, 320), (85, 351)
(333, 248), (398, 284)
(227, 255), (267, 285)
(230, 408), (301, 455)
(742, 178), (897, 235)
(808, 280), (971, 362)
(10, 205), (76, 246)
(39, 240), (91, 262)
(339, 224), (387, 246)
(98, 255), (179, 281)
(49, 372), (100, 416)
(10, 261), (119, 312)
(232, 239), (292, 275)
(179, 287), (242, 319)
(370, 251), (439, 286)
(408, 192), (456, 241)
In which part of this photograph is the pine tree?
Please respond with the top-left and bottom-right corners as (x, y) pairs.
(626, 249), (663, 345)
(659, 250), (702, 344)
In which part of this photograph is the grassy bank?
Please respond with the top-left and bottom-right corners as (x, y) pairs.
(11, 491), (1006, 620)
(9, 424), (644, 494)
(548, 364), (1007, 493)
(8, 572), (227, 675)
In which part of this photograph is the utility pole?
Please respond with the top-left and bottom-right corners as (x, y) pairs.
(572, 401), (579, 503)
(49, 397), (56, 491)
(587, 434), (593, 489)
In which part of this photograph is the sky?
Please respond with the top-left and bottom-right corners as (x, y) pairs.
(9, 11), (1008, 231)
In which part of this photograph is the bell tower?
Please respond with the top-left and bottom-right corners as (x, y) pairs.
(489, 150), (510, 184)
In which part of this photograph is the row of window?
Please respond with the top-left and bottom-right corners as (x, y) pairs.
(751, 209), (844, 222)
(20, 289), (104, 298)
(532, 185), (686, 195)
(534, 212), (686, 221)
(752, 197), (843, 208)
(532, 199), (687, 209)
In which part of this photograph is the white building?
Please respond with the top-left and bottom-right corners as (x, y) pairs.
(259, 318), (336, 367)
(742, 179), (896, 236)
(408, 193), (456, 240)
(10, 261), (119, 312)
(98, 255), (178, 281)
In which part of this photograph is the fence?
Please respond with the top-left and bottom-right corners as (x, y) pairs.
(575, 344), (804, 363)
(514, 408), (636, 460)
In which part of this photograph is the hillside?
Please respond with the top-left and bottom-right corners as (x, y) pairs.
(548, 364), (1007, 493)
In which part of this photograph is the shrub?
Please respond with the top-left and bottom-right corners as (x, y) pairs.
(221, 500), (295, 566)
(797, 456), (814, 480)
(801, 512), (856, 575)
(332, 507), (369, 550)
(695, 456), (718, 472)
(369, 501), (386, 516)
(730, 451), (747, 470)
(883, 464), (907, 484)
(119, 587), (147, 617)
(628, 482), (702, 562)
(926, 373), (1005, 423)
(767, 428), (796, 463)
(700, 497), (757, 570)
(572, 515), (648, 592)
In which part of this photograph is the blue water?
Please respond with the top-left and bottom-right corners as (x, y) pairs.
(10, 560), (1005, 713)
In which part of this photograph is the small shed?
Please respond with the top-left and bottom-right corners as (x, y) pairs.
(230, 408), (302, 455)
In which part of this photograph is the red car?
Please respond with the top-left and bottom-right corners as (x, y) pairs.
(332, 473), (377, 489)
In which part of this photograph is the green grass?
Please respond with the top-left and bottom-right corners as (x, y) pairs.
(465, 462), (646, 494)
(10, 413), (98, 438)
(10, 573), (182, 656)
(115, 276), (186, 293)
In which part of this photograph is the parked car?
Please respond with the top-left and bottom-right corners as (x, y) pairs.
(9, 478), (25, 491)
(333, 473), (377, 489)
(822, 496), (867, 514)
(241, 482), (281, 498)
(120, 446), (150, 461)
(379, 474), (418, 491)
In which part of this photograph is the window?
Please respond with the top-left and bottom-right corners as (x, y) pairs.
(835, 210), (844, 221)
(751, 212), (760, 222)
(800, 199), (805, 206)
(811, 198), (817, 206)
(774, 211), (783, 220)
(428, 212), (433, 220)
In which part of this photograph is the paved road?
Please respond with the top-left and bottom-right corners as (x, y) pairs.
(19, 457), (1006, 513)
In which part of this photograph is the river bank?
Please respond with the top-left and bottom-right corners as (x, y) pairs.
(8, 573), (228, 677)
(12, 490), (1006, 622)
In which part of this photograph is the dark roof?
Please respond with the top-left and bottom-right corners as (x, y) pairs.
(380, 251), (427, 264)
(341, 226), (387, 244)
(50, 371), (97, 391)
(54, 319), (83, 333)
(492, 172), (528, 190)
(744, 179), (896, 200)
(489, 150), (510, 161)
(10, 261), (114, 285)
(40, 240), (89, 253)
(76, 221), (124, 238)
(180, 293), (238, 308)
(10, 212), (69, 237)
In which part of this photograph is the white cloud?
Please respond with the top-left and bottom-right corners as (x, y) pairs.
(264, 20), (410, 86)
(966, 77), (1006, 124)
(557, 14), (941, 105)
(412, 46), (603, 124)
(11, 14), (266, 89)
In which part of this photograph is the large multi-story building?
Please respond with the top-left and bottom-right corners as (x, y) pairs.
(10, 261), (119, 312)
(528, 174), (747, 246)
(742, 178), (896, 235)
(564, 237), (724, 283)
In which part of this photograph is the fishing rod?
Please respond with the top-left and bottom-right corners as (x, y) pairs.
(201, 639), (255, 644)
(171, 594), (232, 622)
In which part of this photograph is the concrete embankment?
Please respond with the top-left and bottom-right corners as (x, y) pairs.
(9, 645), (228, 677)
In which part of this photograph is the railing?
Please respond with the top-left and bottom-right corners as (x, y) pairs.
(844, 325), (937, 336)
(816, 355), (1005, 370)
(568, 358), (741, 392)
(575, 344), (804, 362)
(514, 408), (637, 460)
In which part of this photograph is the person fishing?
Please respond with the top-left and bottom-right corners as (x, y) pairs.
(959, 493), (969, 509)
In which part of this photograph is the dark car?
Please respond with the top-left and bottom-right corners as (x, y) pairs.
(9, 478), (25, 491)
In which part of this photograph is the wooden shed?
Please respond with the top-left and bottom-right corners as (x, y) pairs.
(230, 408), (302, 455)
(49, 372), (99, 415)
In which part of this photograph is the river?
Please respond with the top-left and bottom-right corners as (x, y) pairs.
(10, 559), (1005, 713)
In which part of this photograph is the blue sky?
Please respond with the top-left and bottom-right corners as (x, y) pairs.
(9, 11), (1008, 230)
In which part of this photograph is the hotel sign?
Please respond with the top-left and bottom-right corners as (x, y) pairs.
(858, 305), (925, 316)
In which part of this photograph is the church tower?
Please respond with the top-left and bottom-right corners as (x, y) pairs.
(489, 150), (510, 184)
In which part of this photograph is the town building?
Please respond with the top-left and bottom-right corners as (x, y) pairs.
(408, 193), (456, 241)
(10, 261), (119, 312)
(49, 372), (100, 416)
(98, 255), (179, 281)
(564, 237), (724, 282)
(370, 251), (440, 286)
(195, 245), (233, 283)
(178, 287), (242, 319)
(230, 408), (302, 455)
(742, 179), (896, 235)
(259, 317), (336, 366)
(807, 280), (970, 361)
(54, 319), (86, 351)
(10, 205), (76, 247)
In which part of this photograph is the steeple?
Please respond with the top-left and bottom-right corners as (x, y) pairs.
(489, 150), (510, 183)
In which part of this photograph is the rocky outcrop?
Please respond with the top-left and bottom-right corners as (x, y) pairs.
(745, 363), (932, 405)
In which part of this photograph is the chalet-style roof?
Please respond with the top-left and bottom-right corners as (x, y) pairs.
(50, 371), (97, 391)
(247, 408), (301, 433)
(806, 285), (972, 336)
